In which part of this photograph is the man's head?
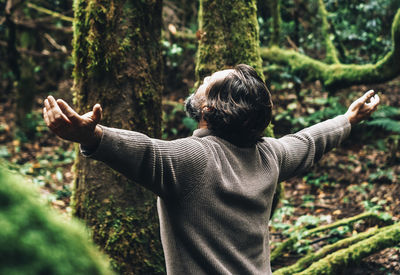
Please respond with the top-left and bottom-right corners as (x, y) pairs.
(185, 64), (273, 146)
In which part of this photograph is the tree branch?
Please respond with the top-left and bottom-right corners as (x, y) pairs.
(13, 18), (73, 33)
(261, 8), (400, 91)
(0, 40), (69, 57)
(27, 3), (73, 23)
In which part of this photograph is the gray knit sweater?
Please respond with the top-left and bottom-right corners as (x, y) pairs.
(82, 115), (351, 275)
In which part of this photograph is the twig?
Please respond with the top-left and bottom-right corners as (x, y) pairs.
(14, 18), (73, 33)
(0, 40), (69, 57)
(285, 35), (299, 52)
(44, 33), (68, 53)
(27, 3), (73, 23)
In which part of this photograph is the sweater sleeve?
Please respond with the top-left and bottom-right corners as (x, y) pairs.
(266, 115), (351, 182)
(80, 125), (209, 200)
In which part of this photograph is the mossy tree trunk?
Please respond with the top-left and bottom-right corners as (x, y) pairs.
(195, 0), (279, 215)
(72, 0), (164, 274)
(269, 0), (281, 46)
(195, 0), (263, 81)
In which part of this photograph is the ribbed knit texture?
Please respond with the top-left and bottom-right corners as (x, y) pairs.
(82, 115), (351, 274)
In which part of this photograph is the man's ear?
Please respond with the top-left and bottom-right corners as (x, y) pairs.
(202, 106), (212, 113)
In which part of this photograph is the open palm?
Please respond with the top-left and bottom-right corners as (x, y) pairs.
(43, 96), (103, 147)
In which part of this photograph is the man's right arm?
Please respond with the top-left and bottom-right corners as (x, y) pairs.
(43, 96), (209, 199)
(80, 125), (209, 199)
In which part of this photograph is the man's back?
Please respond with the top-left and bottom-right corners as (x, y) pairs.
(83, 115), (350, 274)
(159, 128), (278, 274)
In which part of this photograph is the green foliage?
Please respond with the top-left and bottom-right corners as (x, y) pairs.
(162, 40), (184, 68)
(326, 0), (397, 64)
(2, 143), (75, 193)
(294, 96), (346, 130)
(366, 105), (400, 133)
(274, 95), (346, 134)
(0, 166), (113, 275)
(303, 172), (334, 188)
(162, 102), (198, 140)
(260, 0), (396, 63)
(270, 199), (295, 232)
(15, 110), (49, 142)
(368, 168), (395, 183)
(56, 184), (72, 200)
(270, 212), (391, 264)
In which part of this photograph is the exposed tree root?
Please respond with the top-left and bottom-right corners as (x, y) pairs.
(295, 222), (400, 275)
(271, 212), (390, 263)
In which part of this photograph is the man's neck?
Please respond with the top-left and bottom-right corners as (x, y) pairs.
(198, 119), (208, 129)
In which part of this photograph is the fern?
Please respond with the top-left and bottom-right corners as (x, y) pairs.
(365, 105), (400, 133)
(365, 118), (400, 133)
(371, 105), (400, 119)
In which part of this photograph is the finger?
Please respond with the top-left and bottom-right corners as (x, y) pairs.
(43, 107), (50, 126)
(47, 95), (59, 108)
(57, 99), (79, 123)
(353, 90), (375, 110)
(372, 94), (380, 107)
(45, 98), (70, 129)
(47, 96), (69, 122)
(44, 98), (55, 121)
(91, 104), (102, 124)
(360, 90), (375, 104)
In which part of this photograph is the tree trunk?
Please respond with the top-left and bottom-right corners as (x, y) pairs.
(195, 0), (278, 216)
(269, 0), (282, 46)
(195, 0), (263, 82)
(72, 1), (164, 274)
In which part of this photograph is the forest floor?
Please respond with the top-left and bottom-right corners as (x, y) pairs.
(0, 77), (399, 274)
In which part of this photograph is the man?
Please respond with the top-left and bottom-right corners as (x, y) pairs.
(43, 64), (380, 274)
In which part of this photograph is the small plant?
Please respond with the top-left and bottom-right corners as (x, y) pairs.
(15, 110), (49, 142)
(368, 168), (395, 183)
(303, 172), (332, 188)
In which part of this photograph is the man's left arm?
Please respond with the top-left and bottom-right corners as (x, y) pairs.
(266, 90), (380, 182)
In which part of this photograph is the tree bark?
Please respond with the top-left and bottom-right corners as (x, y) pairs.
(72, 0), (164, 274)
(195, 0), (264, 82)
(195, 0), (277, 213)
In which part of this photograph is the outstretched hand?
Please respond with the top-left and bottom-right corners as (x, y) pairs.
(345, 90), (380, 125)
(43, 96), (103, 148)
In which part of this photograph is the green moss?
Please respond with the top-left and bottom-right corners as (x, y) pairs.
(269, 0), (282, 46)
(270, 212), (389, 263)
(317, 0), (339, 64)
(0, 166), (113, 275)
(195, 0), (263, 83)
(72, 0), (164, 273)
(273, 227), (379, 275)
(261, 9), (400, 91)
(296, 222), (400, 275)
